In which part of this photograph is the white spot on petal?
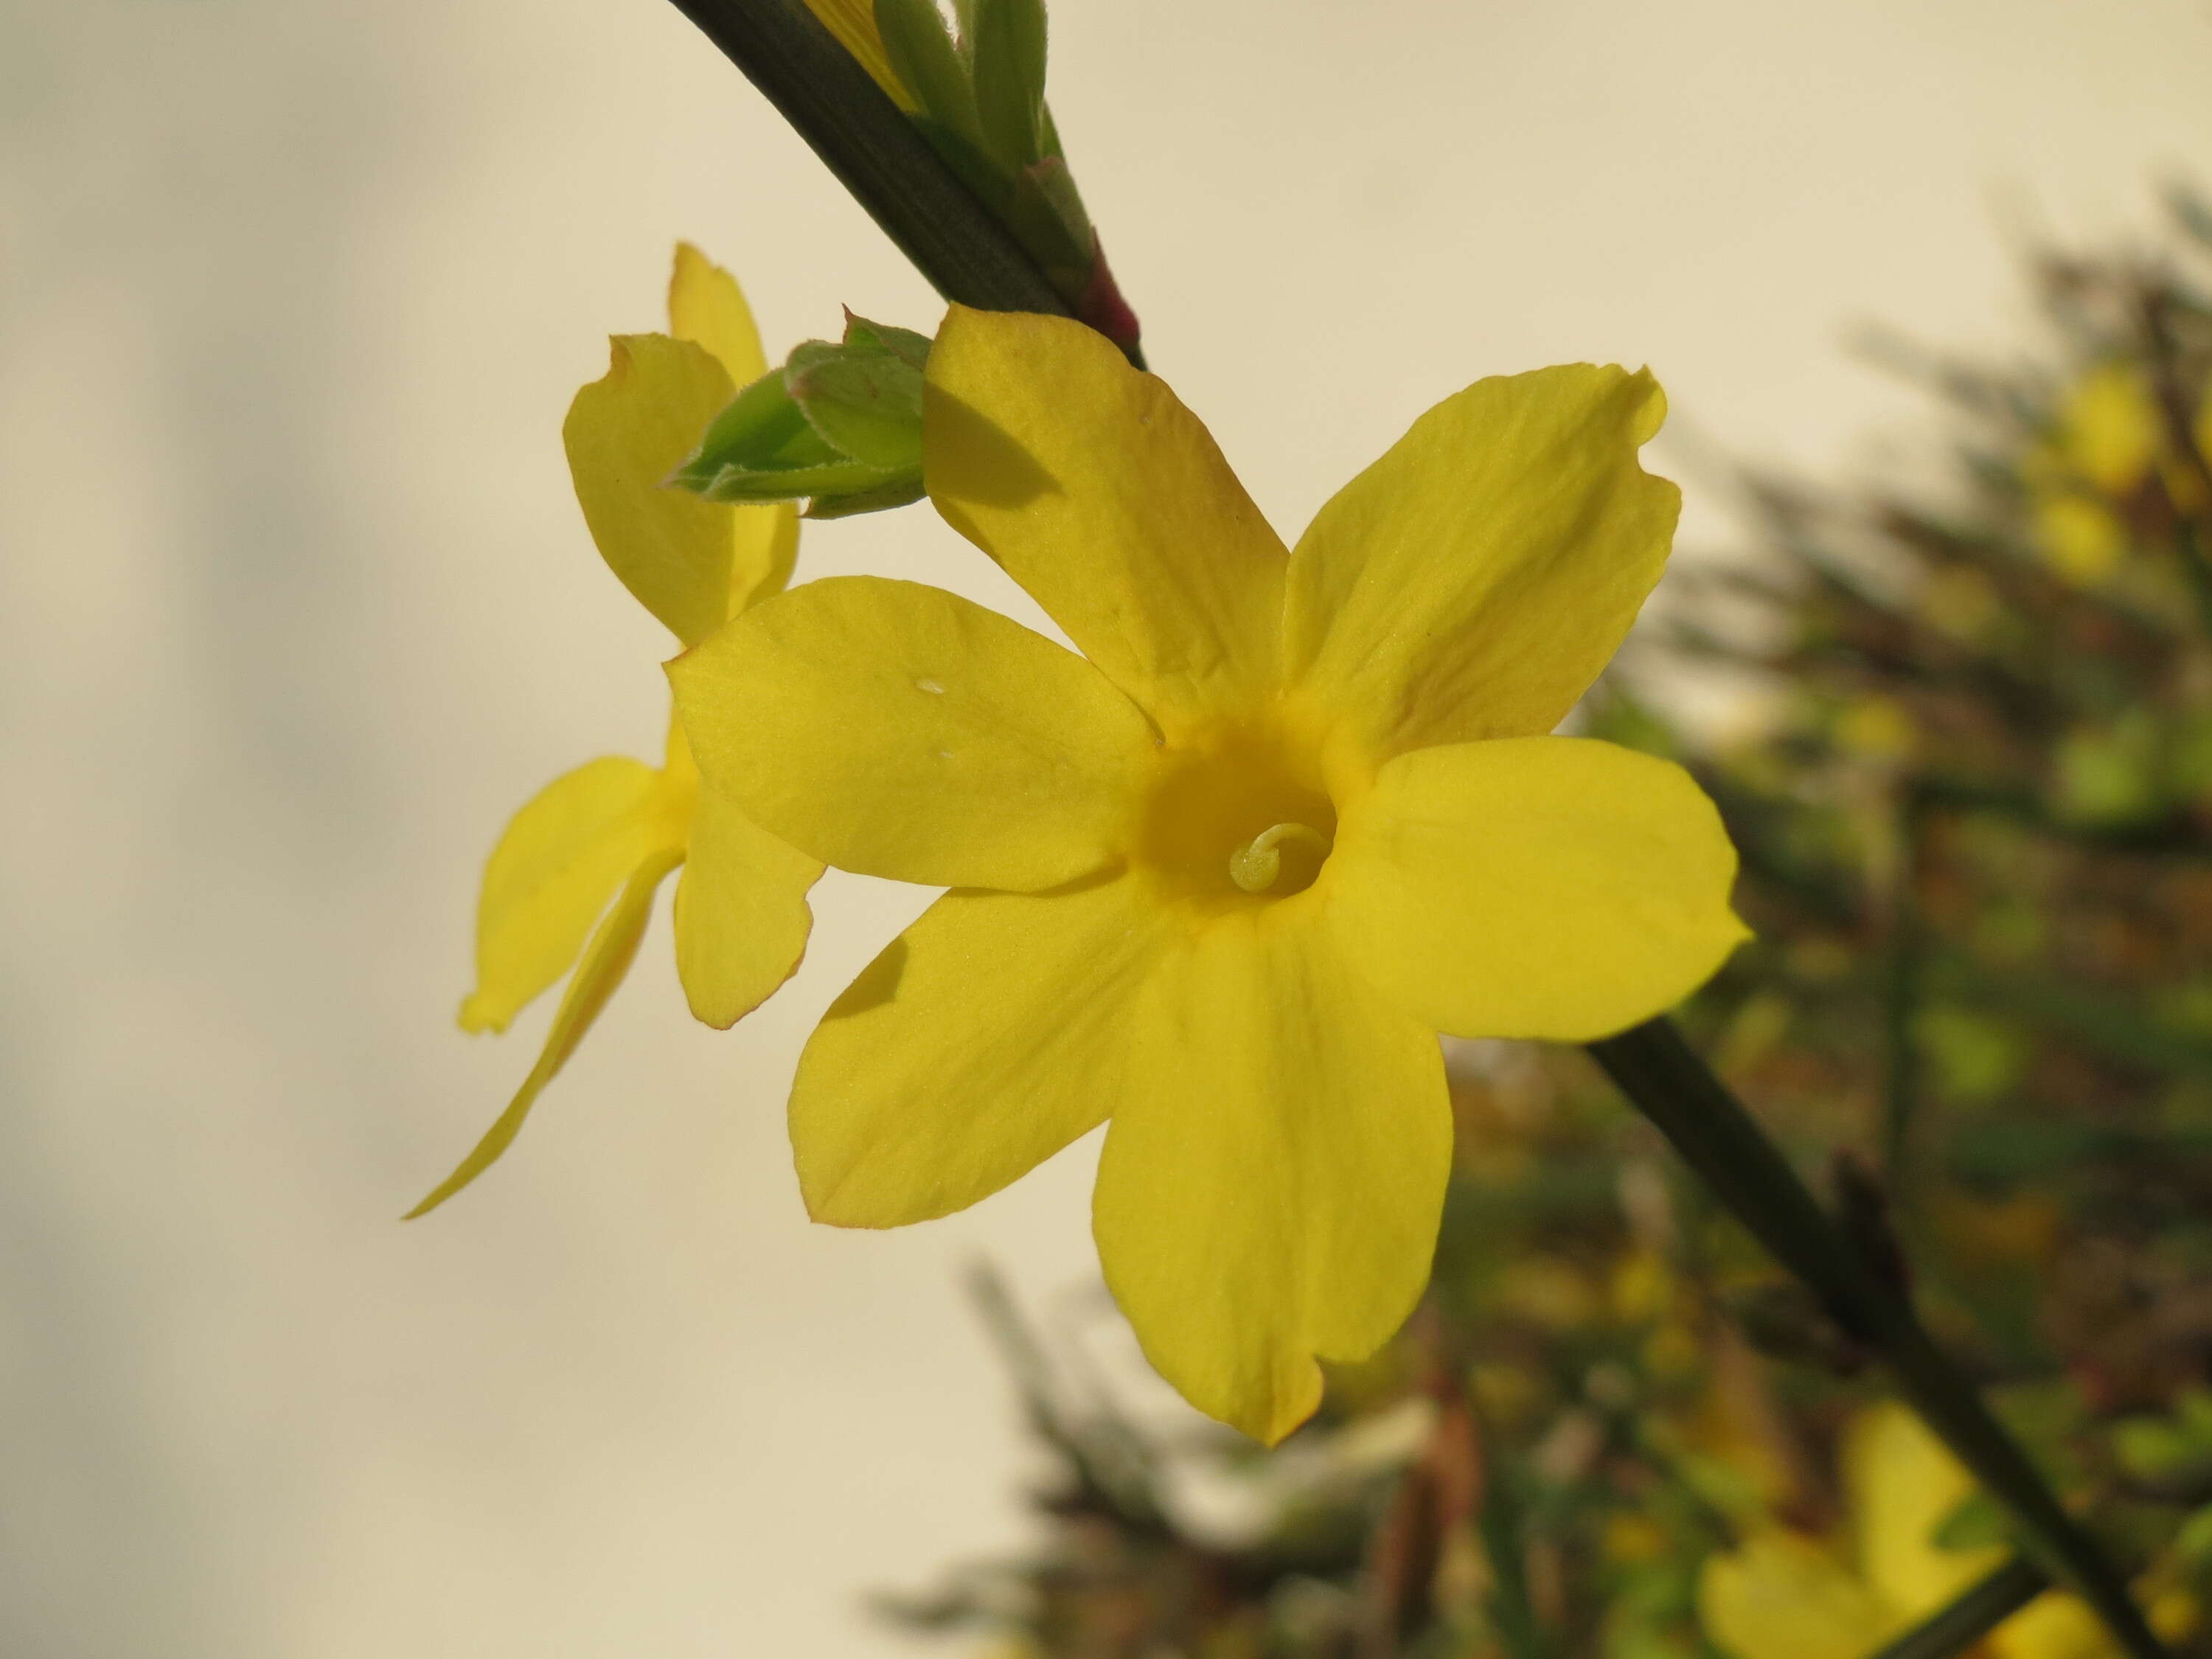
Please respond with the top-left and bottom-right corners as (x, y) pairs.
(914, 677), (945, 695)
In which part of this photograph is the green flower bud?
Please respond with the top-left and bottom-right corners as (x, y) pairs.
(668, 313), (931, 519)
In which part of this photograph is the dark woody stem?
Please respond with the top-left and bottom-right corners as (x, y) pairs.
(663, 0), (1077, 322)
(1590, 1018), (2163, 1659)
(1865, 1557), (2048, 1659)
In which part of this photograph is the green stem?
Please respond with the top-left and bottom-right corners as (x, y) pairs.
(1475, 1458), (1550, 1659)
(1586, 1018), (2163, 1659)
(1863, 1557), (2047, 1659)
(663, 0), (1071, 319)
(2171, 517), (2212, 642)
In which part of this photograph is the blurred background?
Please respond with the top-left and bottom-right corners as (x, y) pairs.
(4, 1), (2212, 1654)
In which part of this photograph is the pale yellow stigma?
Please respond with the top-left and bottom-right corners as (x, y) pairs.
(1228, 822), (1333, 894)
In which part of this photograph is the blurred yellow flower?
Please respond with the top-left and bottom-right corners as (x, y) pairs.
(414, 245), (822, 1217)
(2034, 492), (2129, 586)
(2059, 363), (2163, 497)
(2025, 361), (2212, 583)
(670, 307), (1745, 1441)
(1701, 1403), (2141, 1659)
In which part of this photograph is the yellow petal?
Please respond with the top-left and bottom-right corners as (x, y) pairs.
(1091, 911), (1450, 1444)
(1283, 364), (1679, 764)
(565, 333), (740, 646)
(790, 876), (1169, 1225)
(662, 244), (799, 617)
(1844, 1402), (2001, 1619)
(798, 0), (918, 111)
(667, 241), (770, 386)
(925, 306), (1288, 739)
(672, 786), (823, 1029)
(1326, 738), (1746, 1041)
(734, 501), (801, 616)
(412, 846), (683, 1217)
(459, 757), (669, 1034)
(1698, 1531), (1896, 1659)
(669, 575), (1156, 891)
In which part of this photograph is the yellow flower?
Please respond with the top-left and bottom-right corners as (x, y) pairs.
(1700, 1404), (2130, 1659)
(416, 245), (822, 1217)
(668, 307), (1746, 1440)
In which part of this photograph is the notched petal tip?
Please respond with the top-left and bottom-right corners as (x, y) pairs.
(1624, 364), (1669, 447)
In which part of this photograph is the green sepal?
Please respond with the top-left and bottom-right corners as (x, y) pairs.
(688, 456), (900, 504)
(804, 473), (928, 520)
(665, 370), (810, 494)
(841, 313), (933, 371)
(785, 319), (928, 470)
(968, 0), (1046, 173)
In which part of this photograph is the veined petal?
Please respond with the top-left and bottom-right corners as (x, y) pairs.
(790, 876), (1169, 1225)
(412, 846), (684, 1217)
(669, 575), (1156, 892)
(1326, 738), (1745, 1042)
(1092, 912), (1449, 1445)
(672, 787), (823, 1029)
(667, 241), (770, 386)
(925, 306), (1287, 737)
(1284, 364), (1680, 762)
(459, 756), (671, 1034)
(566, 333), (741, 647)
(1698, 1531), (1895, 1659)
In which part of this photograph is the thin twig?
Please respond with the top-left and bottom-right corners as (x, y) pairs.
(1587, 1018), (2164, 1659)
(1863, 1556), (2048, 1659)
(664, 0), (1071, 319)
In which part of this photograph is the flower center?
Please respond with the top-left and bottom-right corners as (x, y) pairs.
(1133, 725), (1338, 908)
(1228, 822), (1335, 894)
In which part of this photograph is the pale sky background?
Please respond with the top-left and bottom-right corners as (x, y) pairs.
(3, 2), (2211, 1655)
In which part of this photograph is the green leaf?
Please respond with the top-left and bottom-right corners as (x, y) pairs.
(2174, 1503), (2212, 1565)
(874, 0), (985, 148)
(968, 0), (1046, 173)
(1933, 1490), (2012, 1553)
